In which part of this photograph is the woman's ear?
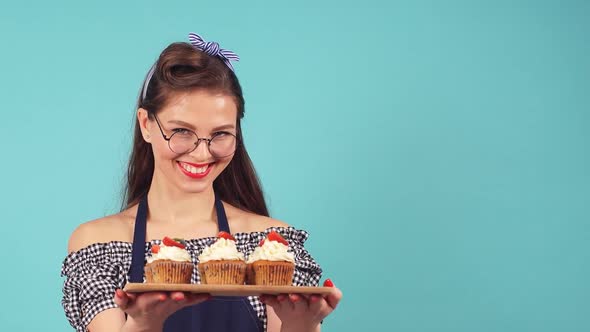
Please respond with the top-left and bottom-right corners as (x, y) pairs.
(137, 108), (151, 142)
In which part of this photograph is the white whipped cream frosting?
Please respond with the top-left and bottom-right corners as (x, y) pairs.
(198, 238), (245, 263)
(147, 244), (192, 263)
(246, 239), (295, 263)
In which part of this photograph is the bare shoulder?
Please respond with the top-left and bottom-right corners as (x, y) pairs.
(223, 203), (289, 233)
(67, 207), (137, 253)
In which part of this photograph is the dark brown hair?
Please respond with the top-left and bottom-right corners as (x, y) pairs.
(122, 42), (269, 216)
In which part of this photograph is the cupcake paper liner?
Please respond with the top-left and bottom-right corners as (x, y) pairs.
(247, 260), (295, 286)
(198, 260), (247, 285)
(144, 260), (193, 284)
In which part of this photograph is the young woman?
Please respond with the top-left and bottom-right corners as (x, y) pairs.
(61, 33), (342, 332)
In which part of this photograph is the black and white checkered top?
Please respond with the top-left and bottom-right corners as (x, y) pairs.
(61, 226), (322, 332)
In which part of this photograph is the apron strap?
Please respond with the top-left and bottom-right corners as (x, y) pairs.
(129, 195), (148, 282)
(215, 192), (231, 233)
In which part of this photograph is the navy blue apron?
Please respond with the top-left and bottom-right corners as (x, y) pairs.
(128, 194), (263, 332)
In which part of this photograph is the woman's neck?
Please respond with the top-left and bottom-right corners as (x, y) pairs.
(146, 179), (216, 226)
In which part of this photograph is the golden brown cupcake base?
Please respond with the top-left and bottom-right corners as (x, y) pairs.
(145, 259), (193, 284)
(198, 260), (247, 285)
(247, 260), (294, 286)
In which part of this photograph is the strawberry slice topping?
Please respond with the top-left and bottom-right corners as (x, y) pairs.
(162, 236), (186, 249)
(217, 231), (236, 241)
(151, 244), (160, 253)
(258, 239), (265, 246)
(267, 231), (288, 246)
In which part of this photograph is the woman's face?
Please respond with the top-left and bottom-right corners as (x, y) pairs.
(138, 90), (238, 194)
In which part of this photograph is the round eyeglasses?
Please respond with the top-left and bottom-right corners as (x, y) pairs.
(153, 115), (237, 158)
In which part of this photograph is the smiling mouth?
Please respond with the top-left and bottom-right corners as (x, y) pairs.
(179, 162), (209, 174)
(176, 161), (214, 178)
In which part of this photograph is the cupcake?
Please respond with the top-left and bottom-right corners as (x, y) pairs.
(246, 231), (295, 286)
(197, 231), (247, 284)
(145, 237), (193, 284)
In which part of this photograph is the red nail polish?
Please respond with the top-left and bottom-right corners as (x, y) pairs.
(323, 279), (334, 287)
(115, 289), (124, 298)
(310, 295), (320, 303)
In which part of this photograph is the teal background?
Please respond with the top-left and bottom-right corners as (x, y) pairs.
(0, 0), (589, 331)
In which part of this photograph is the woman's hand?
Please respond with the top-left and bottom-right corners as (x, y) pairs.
(260, 279), (343, 332)
(113, 289), (210, 332)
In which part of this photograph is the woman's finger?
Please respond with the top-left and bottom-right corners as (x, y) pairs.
(321, 278), (342, 310)
(114, 289), (129, 310)
(308, 294), (323, 315)
(277, 293), (294, 311)
(131, 291), (169, 308)
(114, 290), (160, 310)
(170, 291), (185, 302)
(289, 294), (309, 313)
(325, 287), (343, 310)
(126, 292), (137, 301)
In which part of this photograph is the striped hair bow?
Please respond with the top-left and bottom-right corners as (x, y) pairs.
(188, 32), (240, 72)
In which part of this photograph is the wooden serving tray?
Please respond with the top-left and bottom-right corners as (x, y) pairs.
(124, 283), (333, 296)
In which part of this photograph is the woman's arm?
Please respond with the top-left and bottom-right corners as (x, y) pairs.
(66, 219), (209, 332)
(86, 309), (125, 332)
(67, 221), (128, 332)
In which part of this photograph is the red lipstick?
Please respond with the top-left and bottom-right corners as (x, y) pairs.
(176, 161), (213, 179)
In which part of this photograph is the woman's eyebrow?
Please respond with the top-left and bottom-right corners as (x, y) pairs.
(167, 119), (196, 129)
(167, 120), (235, 132)
(211, 124), (236, 131)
